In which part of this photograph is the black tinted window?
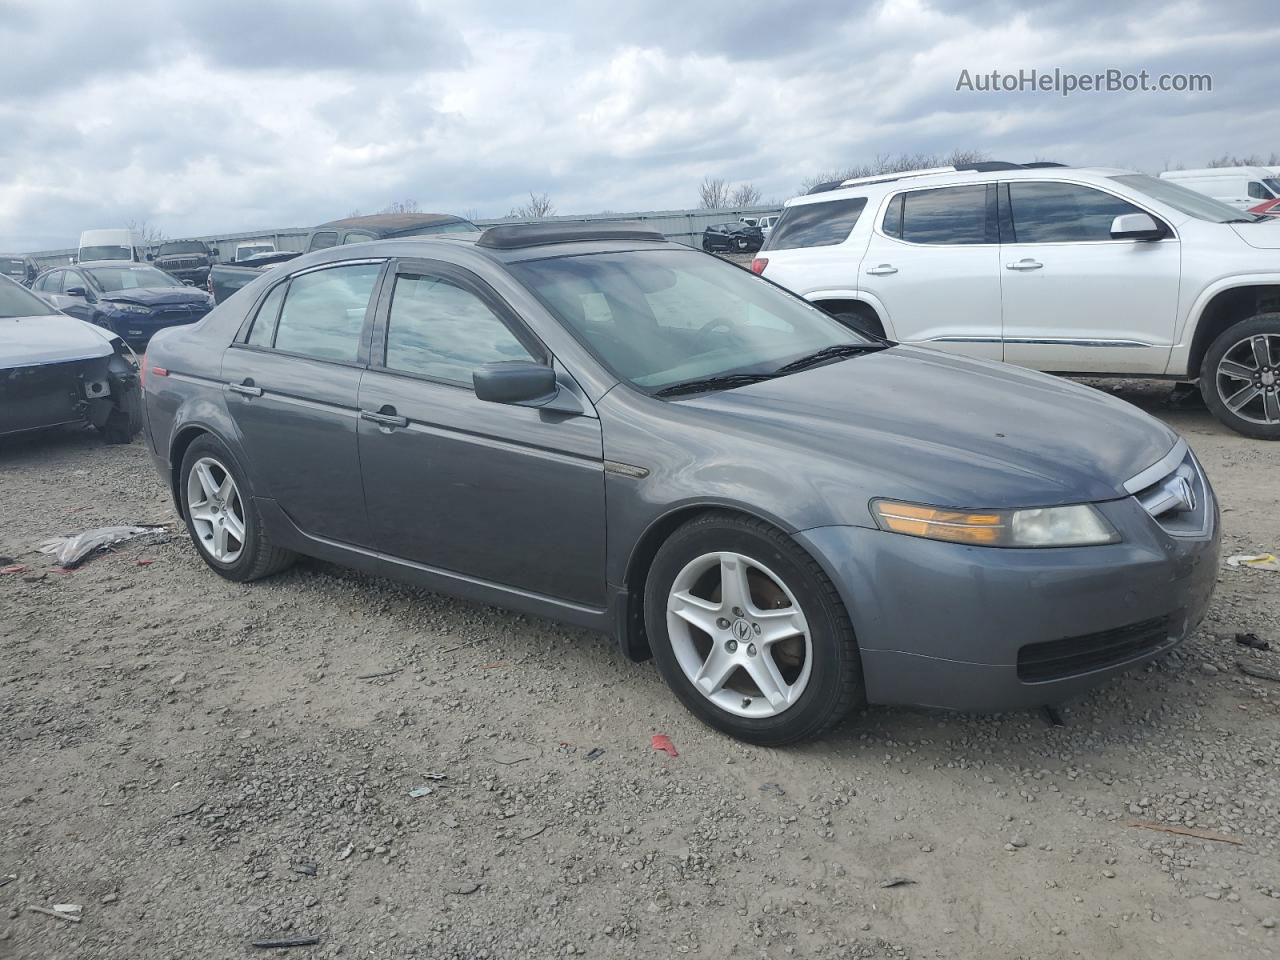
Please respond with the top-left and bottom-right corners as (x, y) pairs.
(246, 282), (287, 347)
(1008, 182), (1145, 242)
(900, 185), (989, 244)
(307, 231), (338, 252)
(384, 274), (536, 384)
(273, 263), (381, 362)
(1247, 181), (1273, 200)
(765, 198), (867, 249)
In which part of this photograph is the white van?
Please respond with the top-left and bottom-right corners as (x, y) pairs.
(77, 228), (145, 264)
(1158, 167), (1280, 210)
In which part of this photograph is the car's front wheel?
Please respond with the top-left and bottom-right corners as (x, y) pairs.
(1199, 314), (1280, 440)
(644, 512), (864, 745)
(735, 236), (750, 251)
(179, 435), (296, 581)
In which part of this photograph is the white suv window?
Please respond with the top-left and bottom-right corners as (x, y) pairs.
(886, 185), (990, 245)
(1007, 182), (1149, 242)
(764, 198), (866, 249)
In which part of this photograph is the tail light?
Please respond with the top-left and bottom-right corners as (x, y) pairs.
(751, 257), (768, 275)
(139, 353), (168, 389)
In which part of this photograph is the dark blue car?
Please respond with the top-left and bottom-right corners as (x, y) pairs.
(31, 261), (214, 348)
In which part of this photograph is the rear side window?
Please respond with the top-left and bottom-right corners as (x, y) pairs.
(246, 282), (287, 347)
(307, 231), (338, 252)
(881, 195), (904, 238)
(899, 185), (990, 244)
(1007, 183), (1145, 242)
(1247, 181), (1273, 200)
(273, 263), (382, 362)
(765, 198), (867, 249)
(383, 273), (537, 384)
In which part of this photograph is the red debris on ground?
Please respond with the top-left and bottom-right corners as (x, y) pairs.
(651, 734), (678, 758)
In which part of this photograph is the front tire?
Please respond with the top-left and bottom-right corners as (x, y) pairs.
(643, 512), (863, 745)
(179, 435), (296, 581)
(1199, 314), (1280, 440)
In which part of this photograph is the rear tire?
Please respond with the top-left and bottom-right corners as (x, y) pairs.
(1198, 314), (1280, 440)
(179, 434), (296, 581)
(643, 511), (863, 745)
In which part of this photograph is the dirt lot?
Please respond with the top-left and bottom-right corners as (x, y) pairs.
(2, 381), (1278, 960)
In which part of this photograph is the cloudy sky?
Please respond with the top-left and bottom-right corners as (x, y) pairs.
(0, 0), (1275, 252)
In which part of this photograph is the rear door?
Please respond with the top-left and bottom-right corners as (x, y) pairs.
(998, 181), (1179, 374)
(861, 184), (1004, 359)
(220, 260), (386, 546)
(357, 258), (606, 606)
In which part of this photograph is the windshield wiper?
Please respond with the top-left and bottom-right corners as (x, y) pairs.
(653, 372), (779, 398)
(772, 342), (886, 375)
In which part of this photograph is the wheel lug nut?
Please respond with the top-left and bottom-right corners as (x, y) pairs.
(725, 639), (738, 653)
(752, 623), (761, 635)
(746, 644), (757, 657)
(716, 618), (730, 630)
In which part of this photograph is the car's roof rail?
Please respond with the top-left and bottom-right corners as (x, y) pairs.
(806, 160), (1071, 195)
(476, 223), (666, 249)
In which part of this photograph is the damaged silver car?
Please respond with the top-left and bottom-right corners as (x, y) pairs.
(0, 275), (141, 443)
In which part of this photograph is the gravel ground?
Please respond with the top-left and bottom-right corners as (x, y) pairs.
(2, 381), (1278, 960)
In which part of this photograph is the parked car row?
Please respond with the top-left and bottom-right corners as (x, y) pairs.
(753, 160), (1280, 439)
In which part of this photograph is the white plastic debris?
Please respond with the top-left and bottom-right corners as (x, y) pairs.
(39, 526), (166, 568)
(1227, 553), (1280, 573)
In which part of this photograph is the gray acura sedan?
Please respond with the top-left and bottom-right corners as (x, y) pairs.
(140, 224), (1219, 744)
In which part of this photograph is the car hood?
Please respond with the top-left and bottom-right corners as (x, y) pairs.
(0, 313), (118, 369)
(1230, 220), (1280, 249)
(101, 287), (211, 307)
(682, 346), (1178, 508)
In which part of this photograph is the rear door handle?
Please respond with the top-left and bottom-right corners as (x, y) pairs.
(228, 381), (263, 397)
(866, 264), (898, 276)
(360, 409), (409, 428)
(1005, 259), (1043, 271)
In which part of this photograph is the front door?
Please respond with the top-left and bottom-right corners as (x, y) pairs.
(357, 259), (607, 607)
(861, 183), (1003, 360)
(998, 181), (1180, 374)
(220, 260), (386, 546)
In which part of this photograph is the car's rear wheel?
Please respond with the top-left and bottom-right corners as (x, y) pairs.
(1199, 314), (1280, 440)
(644, 512), (863, 745)
(179, 435), (295, 581)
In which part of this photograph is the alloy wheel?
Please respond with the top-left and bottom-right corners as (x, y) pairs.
(665, 551), (812, 718)
(186, 456), (246, 563)
(1216, 333), (1280, 425)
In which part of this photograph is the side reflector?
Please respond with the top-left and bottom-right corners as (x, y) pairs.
(751, 258), (768, 275)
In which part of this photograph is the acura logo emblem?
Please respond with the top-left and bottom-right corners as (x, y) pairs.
(1170, 476), (1196, 513)
(731, 619), (752, 641)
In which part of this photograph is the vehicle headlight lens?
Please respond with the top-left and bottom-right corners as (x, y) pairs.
(872, 500), (1118, 547)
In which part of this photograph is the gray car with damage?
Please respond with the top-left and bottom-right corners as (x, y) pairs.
(0, 275), (141, 442)
(139, 225), (1219, 744)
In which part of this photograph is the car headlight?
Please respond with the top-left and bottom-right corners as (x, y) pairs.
(871, 500), (1119, 548)
(110, 303), (151, 315)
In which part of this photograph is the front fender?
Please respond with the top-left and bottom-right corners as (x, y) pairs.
(1169, 272), (1280, 374)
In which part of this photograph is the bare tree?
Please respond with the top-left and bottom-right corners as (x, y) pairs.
(698, 176), (732, 209)
(730, 183), (763, 207)
(799, 149), (990, 193)
(1206, 152), (1280, 168)
(511, 192), (556, 219)
(381, 199), (420, 214)
(126, 219), (167, 250)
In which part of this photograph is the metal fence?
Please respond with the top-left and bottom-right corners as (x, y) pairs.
(18, 205), (783, 271)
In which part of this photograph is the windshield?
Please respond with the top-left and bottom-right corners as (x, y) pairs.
(79, 245), (132, 262)
(158, 241), (207, 255)
(1111, 175), (1262, 223)
(0, 275), (57, 317)
(1264, 178), (1280, 198)
(86, 265), (183, 292)
(508, 249), (870, 392)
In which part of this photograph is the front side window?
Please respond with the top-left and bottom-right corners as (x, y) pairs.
(33, 271), (59, 292)
(899, 185), (990, 244)
(1008, 182), (1146, 242)
(273, 263), (382, 362)
(509, 249), (869, 391)
(307, 231), (339, 252)
(84, 265), (182, 291)
(764, 197), (867, 249)
(1247, 181), (1274, 200)
(384, 274), (536, 383)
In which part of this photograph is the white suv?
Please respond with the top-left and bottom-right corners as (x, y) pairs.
(754, 163), (1280, 439)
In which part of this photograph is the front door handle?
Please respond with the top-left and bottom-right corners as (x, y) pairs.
(360, 408), (409, 428)
(866, 264), (898, 276)
(1005, 259), (1043, 271)
(228, 380), (263, 397)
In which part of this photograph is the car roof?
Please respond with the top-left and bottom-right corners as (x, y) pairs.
(783, 166), (1136, 208)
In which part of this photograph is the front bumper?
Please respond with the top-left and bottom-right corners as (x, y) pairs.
(797, 486), (1220, 712)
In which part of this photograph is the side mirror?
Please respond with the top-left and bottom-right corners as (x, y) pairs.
(473, 361), (557, 405)
(65, 285), (87, 298)
(209, 248), (219, 258)
(1110, 212), (1165, 241)
(145, 253), (155, 261)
